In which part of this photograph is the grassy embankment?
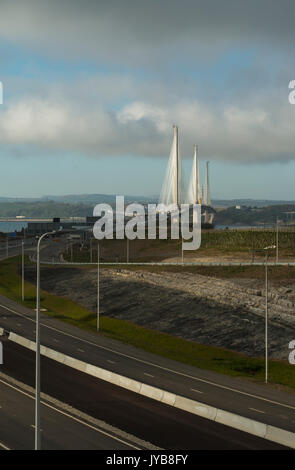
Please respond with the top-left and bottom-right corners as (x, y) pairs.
(63, 228), (295, 263)
(0, 255), (295, 391)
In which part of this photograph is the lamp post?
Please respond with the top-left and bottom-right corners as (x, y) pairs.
(263, 245), (276, 384)
(35, 230), (56, 450)
(97, 242), (100, 331)
(21, 240), (24, 301)
(276, 218), (279, 263)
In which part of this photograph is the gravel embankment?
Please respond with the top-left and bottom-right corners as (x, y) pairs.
(24, 265), (295, 360)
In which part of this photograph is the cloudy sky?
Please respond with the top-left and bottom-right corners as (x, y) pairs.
(0, 0), (295, 199)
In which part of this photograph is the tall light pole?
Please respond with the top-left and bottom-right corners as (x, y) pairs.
(35, 230), (56, 450)
(21, 240), (24, 301)
(97, 242), (100, 331)
(276, 218), (279, 263)
(263, 245), (276, 384)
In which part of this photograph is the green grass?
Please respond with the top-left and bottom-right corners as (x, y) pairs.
(1, 256), (295, 392)
(64, 228), (295, 263)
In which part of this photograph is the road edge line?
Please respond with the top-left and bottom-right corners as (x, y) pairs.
(8, 331), (294, 449)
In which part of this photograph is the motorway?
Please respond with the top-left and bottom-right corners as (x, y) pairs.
(0, 338), (287, 450)
(0, 299), (293, 449)
(0, 239), (294, 449)
(0, 292), (295, 434)
(0, 370), (145, 450)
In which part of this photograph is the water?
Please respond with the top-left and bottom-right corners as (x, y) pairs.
(0, 221), (28, 233)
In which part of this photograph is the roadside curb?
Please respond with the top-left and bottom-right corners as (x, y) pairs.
(9, 332), (295, 449)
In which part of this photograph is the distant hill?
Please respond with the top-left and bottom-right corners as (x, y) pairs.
(0, 194), (294, 207)
(0, 194), (295, 221)
(215, 204), (295, 226)
(41, 194), (157, 205)
(0, 201), (93, 218)
(212, 199), (295, 208)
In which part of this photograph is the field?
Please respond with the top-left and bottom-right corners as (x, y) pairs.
(63, 228), (295, 263)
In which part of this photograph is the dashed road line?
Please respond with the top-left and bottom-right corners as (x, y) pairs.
(249, 407), (266, 414)
(1, 301), (295, 413)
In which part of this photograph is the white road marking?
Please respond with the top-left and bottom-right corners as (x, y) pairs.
(30, 425), (43, 431)
(0, 377), (141, 450)
(144, 373), (154, 378)
(107, 360), (116, 364)
(191, 388), (203, 394)
(77, 348), (85, 353)
(1, 301), (295, 412)
(249, 407), (266, 414)
(0, 440), (10, 450)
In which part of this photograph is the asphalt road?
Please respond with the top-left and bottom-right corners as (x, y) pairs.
(0, 370), (142, 450)
(0, 239), (36, 261)
(0, 338), (287, 450)
(0, 290), (295, 435)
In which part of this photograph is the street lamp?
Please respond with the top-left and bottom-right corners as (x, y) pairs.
(263, 245), (276, 384)
(97, 242), (100, 331)
(35, 230), (56, 450)
(21, 240), (24, 301)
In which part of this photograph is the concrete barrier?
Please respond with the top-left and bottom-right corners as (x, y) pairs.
(9, 332), (32, 350)
(215, 409), (267, 438)
(140, 383), (164, 401)
(265, 425), (295, 448)
(174, 395), (217, 420)
(161, 390), (176, 406)
(0, 328), (4, 336)
(63, 355), (87, 373)
(7, 332), (295, 449)
(114, 374), (142, 394)
(44, 348), (67, 364)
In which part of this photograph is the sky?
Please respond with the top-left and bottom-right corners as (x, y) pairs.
(0, 0), (295, 200)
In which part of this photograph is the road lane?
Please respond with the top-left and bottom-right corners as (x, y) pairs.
(0, 338), (288, 450)
(0, 373), (143, 450)
(0, 292), (295, 434)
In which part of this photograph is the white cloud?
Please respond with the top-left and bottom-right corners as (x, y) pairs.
(1, 93), (295, 163)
